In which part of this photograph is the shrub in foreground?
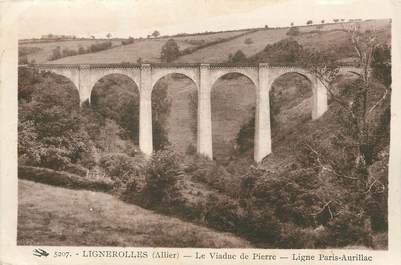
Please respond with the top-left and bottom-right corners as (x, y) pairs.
(142, 149), (183, 209)
(18, 165), (113, 192)
(321, 209), (374, 248)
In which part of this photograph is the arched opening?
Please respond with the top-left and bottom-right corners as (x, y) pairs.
(211, 73), (256, 162)
(89, 74), (140, 155)
(152, 73), (198, 154)
(269, 72), (313, 149)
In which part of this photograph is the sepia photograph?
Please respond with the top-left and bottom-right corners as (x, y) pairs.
(3, 0), (397, 254)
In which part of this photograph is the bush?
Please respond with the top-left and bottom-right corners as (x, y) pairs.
(99, 153), (142, 181)
(18, 165), (113, 192)
(49, 46), (62, 60)
(62, 48), (78, 57)
(99, 153), (146, 193)
(249, 39), (304, 65)
(121, 37), (134, 45)
(249, 168), (322, 227)
(205, 194), (243, 232)
(287, 27), (300, 36)
(151, 84), (171, 150)
(185, 144), (197, 155)
(181, 47), (194, 55)
(18, 70), (94, 171)
(64, 163), (88, 176)
(185, 39), (206, 46)
(142, 149), (182, 208)
(277, 223), (325, 248)
(88, 41), (112, 53)
(186, 155), (241, 195)
(160, 39), (180, 62)
(241, 206), (282, 244)
(236, 116), (255, 154)
(244, 38), (253, 45)
(371, 45), (391, 88)
(19, 55), (28, 65)
(322, 209), (374, 248)
(228, 50), (247, 63)
(78, 46), (86, 54)
(36, 147), (72, 170)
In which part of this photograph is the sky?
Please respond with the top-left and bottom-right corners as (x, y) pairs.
(10, 0), (394, 39)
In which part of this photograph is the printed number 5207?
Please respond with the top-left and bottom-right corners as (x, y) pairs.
(54, 251), (71, 258)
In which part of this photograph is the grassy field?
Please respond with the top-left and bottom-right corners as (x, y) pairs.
(47, 38), (197, 64)
(176, 19), (390, 63)
(20, 30), (251, 64)
(20, 19), (390, 65)
(293, 20), (390, 58)
(163, 29), (251, 42)
(176, 27), (288, 63)
(17, 179), (251, 247)
(19, 39), (123, 64)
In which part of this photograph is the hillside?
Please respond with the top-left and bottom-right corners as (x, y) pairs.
(34, 19), (391, 65)
(176, 19), (390, 63)
(46, 38), (196, 64)
(19, 29), (252, 64)
(17, 179), (251, 247)
(176, 27), (287, 63)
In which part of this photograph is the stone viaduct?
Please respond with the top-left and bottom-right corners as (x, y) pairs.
(34, 63), (358, 162)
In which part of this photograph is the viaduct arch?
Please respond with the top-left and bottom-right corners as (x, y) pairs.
(34, 63), (358, 162)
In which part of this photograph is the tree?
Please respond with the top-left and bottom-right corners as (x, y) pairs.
(371, 45), (391, 89)
(151, 84), (171, 150)
(78, 46), (86, 54)
(188, 91), (198, 138)
(306, 20), (313, 25)
(143, 148), (181, 207)
(290, 22), (294, 27)
(152, 30), (160, 38)
(49, 46), (62, 60)
(321, 20), (325, 24)
(230, 50), (247, 63)
(106, 33), (112, 39)
(333, 19), (339, 23)
(252, 39), (304, 65)
(302, 25), (389, 230)
(160, 39), (180, 63)
(19, 55), (28, 65)
(18, 70), (92, 170)
(236, 115), (254, 154)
